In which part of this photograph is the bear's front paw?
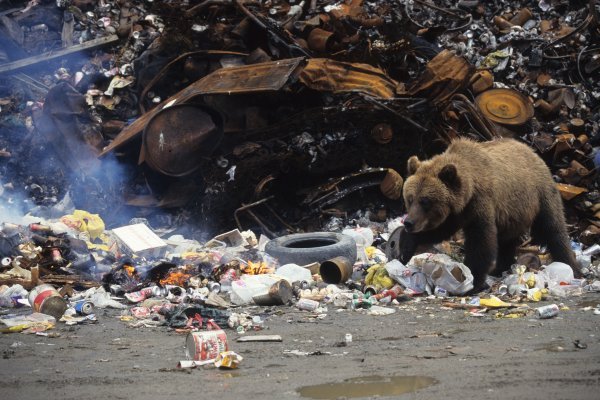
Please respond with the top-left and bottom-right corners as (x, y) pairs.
(465, 281), (490, 295)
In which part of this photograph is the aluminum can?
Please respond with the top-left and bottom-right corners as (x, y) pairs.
(296, 298), (319, 311)
(74, 300), (94, 315)
(497, 284), (508, 296)
(208, 282), (221, 293)
(185, 330), (228, 362)
(536, 304), (559, 319)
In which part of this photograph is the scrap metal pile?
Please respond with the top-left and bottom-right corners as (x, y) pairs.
(1, 0), (600, 360)
(0, 0), (599, 238)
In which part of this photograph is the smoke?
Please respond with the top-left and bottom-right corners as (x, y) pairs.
(0, 180), (30, 225)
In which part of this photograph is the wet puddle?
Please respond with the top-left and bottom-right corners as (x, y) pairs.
(534, 340), (568, 352)
(298, 375), (438, 399)
(577, 300), (600, 308)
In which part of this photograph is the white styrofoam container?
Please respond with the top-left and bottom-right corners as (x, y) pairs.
(112, 223), (167, 258)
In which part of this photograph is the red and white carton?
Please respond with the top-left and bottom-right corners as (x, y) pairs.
(185, 330), (229, 363)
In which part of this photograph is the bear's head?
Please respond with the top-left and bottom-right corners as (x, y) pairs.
(402, 155), (470, 233)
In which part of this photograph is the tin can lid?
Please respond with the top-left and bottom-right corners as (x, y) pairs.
(475, 88), (534, 126)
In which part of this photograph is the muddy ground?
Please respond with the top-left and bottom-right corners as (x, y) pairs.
(1, 292), (599, 400)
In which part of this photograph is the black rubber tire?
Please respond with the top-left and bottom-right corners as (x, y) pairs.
(265, 232), (357, 266)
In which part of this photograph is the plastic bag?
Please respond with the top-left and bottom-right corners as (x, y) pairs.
(544, 262), (574, 285)
(408, 253), (474, 295)
(384, 259), (427, 294)
(60, 210), (105, 240)
(0, 284), (28, 307)
(364, 264), (395, 290)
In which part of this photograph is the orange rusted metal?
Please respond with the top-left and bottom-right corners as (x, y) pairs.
(475, 88), (534, 126)
(299, 58), (402, 99)
(102, 57), (405, 157)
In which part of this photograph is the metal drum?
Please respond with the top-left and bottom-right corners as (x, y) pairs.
(142, 104), (223, 177)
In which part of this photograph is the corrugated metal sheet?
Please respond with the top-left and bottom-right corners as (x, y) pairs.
(299, 58), (403, 99)
(100, 58), (304, 156)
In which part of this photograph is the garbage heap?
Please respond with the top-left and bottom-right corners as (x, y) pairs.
(1, 212), (599, 368)
(1, 0), (600, 369)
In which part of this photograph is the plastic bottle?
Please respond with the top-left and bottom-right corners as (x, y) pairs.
(342, 227), (373, 264)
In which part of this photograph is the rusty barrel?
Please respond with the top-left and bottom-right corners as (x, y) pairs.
(28, 284), (67, 320)
(142, 104), (223, 177)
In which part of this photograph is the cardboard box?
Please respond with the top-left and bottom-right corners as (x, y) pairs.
(112, 223), (167, 258)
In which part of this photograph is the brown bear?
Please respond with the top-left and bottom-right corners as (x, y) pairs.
(399, 138), (581, 292)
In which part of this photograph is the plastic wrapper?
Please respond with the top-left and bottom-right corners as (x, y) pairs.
(342, 227), (374, 264)
(214, 351), (243, 369)
(408, 253), (474, 295)
(0, 312), (56, 331)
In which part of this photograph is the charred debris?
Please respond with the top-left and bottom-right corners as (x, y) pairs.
(0, 0), (599, 244)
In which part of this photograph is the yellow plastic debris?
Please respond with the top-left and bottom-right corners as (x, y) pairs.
(495, 311), (527, 319)
(479, 296), (512, 308)
(364, 264), (394, 290)
(61, 210), (105, 240)
(214, 351), (243, 369)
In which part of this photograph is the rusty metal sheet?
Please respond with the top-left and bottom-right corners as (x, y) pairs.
(299, 58), (403, 99)
(100, 57), (304, 156)
(408, 50), (474, 106)
(197, 57), (304, 94)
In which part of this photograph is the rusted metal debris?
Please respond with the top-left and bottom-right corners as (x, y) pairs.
(100, 56), (415, 157)
(0, 35), (119, 75)
(0, 0), (598, 240)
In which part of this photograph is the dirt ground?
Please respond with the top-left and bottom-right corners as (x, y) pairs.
(1, 292), (599, 400)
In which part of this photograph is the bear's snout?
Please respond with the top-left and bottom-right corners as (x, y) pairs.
(404, 219), (415, 232)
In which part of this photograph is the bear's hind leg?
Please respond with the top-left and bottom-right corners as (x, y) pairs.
(531, 198), (582, 277)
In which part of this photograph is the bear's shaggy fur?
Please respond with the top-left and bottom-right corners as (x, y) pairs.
(400, 138), (581, 291)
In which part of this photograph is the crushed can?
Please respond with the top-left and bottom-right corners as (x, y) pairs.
(74, 300), (94, 315)
(28, 284), (67, 319)
(185, 330), (229, 363)
(351, 297), (373, 309)
(296, 298), (319, 311)
(536, 304), (559, 319)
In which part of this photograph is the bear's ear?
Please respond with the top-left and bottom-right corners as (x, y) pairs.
(407, 156), (421, 176)
(438, 164), (460, 190)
